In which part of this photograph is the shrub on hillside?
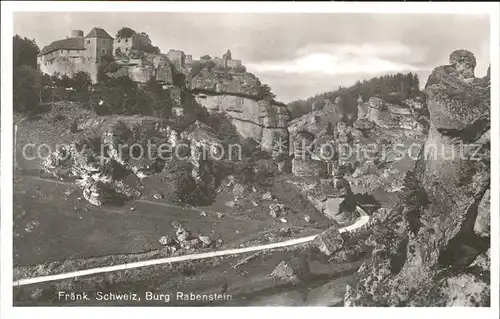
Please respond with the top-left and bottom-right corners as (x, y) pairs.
(233, 65), (246, 73)
(90, 75), (173, 117)
(13, 66), (42, 113)
(259, 84), (276, 101)
(288, 72), (422, 120)
(116, 27), (136, 39)
(71, 71), (92, 93)
(13, 35), (39, 69)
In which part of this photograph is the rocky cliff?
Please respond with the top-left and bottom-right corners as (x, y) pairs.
(344, 49), (490, 307)
(192, 70), (290, 156)
(191, 69), (262, 97)
(110, 52), (175, 85)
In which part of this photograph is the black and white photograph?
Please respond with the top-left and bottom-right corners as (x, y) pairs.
(1, 1), (499, 315)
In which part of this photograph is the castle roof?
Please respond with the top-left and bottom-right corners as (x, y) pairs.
(85, 27), (113, 39)
(38, 37), (85, 56)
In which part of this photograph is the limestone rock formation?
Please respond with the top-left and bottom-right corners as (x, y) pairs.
(191, 69), (262, 98)
(109, 52), (175, 85)
(291, 131), (327, 177)
(288, 102), (345, 144)
(194, 94), (289, 155)
(345, 50), (490, 306)
(271, 256), (310, 286)
(40, 116), (222, 206)
(473, 189), (490, 238)
(425, 50), (489, 131)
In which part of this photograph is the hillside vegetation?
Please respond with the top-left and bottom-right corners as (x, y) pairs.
(287, 72), (423, 120)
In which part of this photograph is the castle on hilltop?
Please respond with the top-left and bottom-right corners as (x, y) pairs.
(37, 27), (244, 84)
(37, 28), (114, 83)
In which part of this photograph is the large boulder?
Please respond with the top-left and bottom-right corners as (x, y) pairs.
(312, 224), (344, 256)
(425, 50), (489, 131)
(271, 255), (310, 285)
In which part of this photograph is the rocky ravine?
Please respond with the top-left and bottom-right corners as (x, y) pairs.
(344, 49), (490, 307)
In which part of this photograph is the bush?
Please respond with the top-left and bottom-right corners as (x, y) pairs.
(259, 84), (276, 101)
(233, 65), (246, 73)
(71, 71), (92, 93)
(13, 35), (39, 68)
(190, 61), (203, 78)
(13, 66), (42, 113)
(142, 44), (160, 55)
(90, 75), (172, 117)
(103, 62), (121, 74)
(116, 27), (136, 39)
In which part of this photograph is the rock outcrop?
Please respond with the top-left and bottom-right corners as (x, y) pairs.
(345, 50), (490, 307)
(110, 52), (175, 85)
(291, 131), (327, 177)
(194, 90), (289, 156)
(40, 116), (222, 206)
(355, 96), (424, 135)
(191, 69), (262, 97)
(313, 224), (344, 256)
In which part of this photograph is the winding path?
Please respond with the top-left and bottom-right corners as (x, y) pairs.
(13, 177), (370, 287)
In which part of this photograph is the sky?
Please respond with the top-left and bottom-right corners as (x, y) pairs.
(14, 12), (490, 103)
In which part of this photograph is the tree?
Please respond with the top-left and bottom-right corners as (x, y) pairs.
(116, 27), (136, 38)
(259, 84), (276, 101)
(71, 71), (92, 93)
(13, 35), (40, 68)
(287, 72), (423, 120)
(14, 65), (42, 113)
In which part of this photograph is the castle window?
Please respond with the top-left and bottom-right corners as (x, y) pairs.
(117, 39), (121, 43)
(125, 39), (128, 43)
(87, 40), (90, 44)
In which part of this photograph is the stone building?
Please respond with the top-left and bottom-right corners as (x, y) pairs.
(166, 49), (186, 71)
(213, 50), (243, 70)
(37, 27), (114, 83)
(113, 32), (152, 57)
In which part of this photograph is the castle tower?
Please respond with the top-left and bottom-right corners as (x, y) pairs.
(71, 30), (84, 38)
(84, 27), (114, 64)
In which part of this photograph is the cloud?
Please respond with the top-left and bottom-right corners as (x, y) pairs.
(246, 43), (421, 76)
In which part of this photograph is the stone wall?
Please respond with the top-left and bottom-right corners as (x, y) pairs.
(113, 36), (134, 56)
(38, 55), (99, 82)
(227, 59), (242, 69)
(213, 57), (243, 69)
(87, 37), (113, 65)
(114, 33), (153, 57)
